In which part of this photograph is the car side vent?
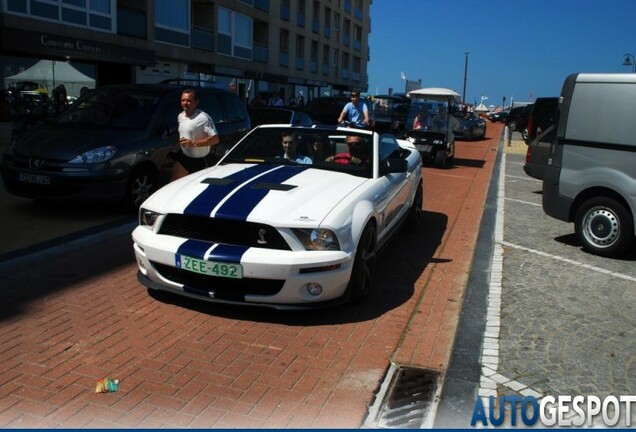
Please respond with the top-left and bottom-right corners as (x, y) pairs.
(252, 182), (296, 191)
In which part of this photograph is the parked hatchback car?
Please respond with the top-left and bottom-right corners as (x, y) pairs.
(1, 84), (250, 210)
(523, 123), (555, 180)
(133, 124), (423, 308)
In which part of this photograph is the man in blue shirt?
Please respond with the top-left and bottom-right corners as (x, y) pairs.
(337, 91), (370, 128)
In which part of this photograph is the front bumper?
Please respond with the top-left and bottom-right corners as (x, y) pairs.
(132, 226), (355, 308)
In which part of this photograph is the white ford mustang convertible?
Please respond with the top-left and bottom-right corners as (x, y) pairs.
(132, 125), (423, 309)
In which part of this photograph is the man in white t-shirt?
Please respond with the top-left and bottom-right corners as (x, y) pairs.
(171, 88), (220, 181)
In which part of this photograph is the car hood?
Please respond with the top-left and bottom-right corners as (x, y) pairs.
(144, 163), (368, 227)
(13, 125), (146, 159)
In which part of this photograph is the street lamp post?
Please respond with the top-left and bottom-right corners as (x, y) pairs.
(622, 53), (635, 72)
(462, 51), (469, 104)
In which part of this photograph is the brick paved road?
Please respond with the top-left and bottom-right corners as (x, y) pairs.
(0, 125), (502, 428)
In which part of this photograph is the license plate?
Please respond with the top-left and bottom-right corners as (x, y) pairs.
(415, 144), (433, 153)
(175, 254), (243, 279)
(18, 173), (50, 185)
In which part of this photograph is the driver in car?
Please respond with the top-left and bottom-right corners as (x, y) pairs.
(280, 131), (312, 164)
(326, 135), (368, 165)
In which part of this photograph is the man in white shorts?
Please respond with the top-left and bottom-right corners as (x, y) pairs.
(171, 88), (220, 181)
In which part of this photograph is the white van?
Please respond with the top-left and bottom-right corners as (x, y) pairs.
(542, 73), (636, 257)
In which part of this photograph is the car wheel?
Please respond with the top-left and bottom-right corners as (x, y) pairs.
(347, 223), (377, 303)
(406, 182), (423, 231)
(522, 128), (529, 141)
(574, 197), (634, 257)
(435, 150), (447, 168)
(125, 167), (157, 211)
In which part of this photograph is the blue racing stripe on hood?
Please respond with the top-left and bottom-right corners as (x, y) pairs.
(176, 239), (212, 260)
(184, 164), (273, 216)
(209, 244), (249, 263)
(176, 240), (249, 264)
(215, 165), (308, 221)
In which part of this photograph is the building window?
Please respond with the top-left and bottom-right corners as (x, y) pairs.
(155, 0), (189, 32)
(5, 0), (114, 32)
(217, 7), (253, 59)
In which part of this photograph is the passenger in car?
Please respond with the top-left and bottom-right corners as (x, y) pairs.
(280, 131), (312, 164)
(171, 88), (220, 180)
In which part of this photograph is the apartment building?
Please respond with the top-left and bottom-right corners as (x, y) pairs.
(0, 0), (372, 103)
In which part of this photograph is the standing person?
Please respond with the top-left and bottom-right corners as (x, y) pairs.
(269, 91), (284, 107)
(171, 88), (220, 181)
(337, 91), (369, 127)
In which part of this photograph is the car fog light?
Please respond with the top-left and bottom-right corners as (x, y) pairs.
(305, 283), (323, 296)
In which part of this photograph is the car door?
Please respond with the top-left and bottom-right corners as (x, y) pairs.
(375, 134), (413, 238)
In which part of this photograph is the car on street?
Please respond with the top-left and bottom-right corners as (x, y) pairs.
(487, 110), (508, 123)
(506, 104), (533, 140)
(371, 94), (410, 134)
(248, 106), (314, 127)
(303, 95), (350, 125)
(1, 83), (250, 210)
(523, 123), (555, 180)
(452, 110), (487, 140)
(524, 97), (558, 144)
(132, 124), (423, 308)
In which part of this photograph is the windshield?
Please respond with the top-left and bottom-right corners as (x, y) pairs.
(55, 88), (162, 129)
(222, 127), (374, 178)
(406, 99), (449, 132)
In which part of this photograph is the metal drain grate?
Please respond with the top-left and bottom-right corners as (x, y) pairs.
(369, 366), (441, 428)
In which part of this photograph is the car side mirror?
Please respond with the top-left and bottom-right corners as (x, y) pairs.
(380, 158), (408, 175)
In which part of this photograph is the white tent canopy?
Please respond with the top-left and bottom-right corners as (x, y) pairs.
(474, 103), (489, 112)
(4, 59), (95, 98)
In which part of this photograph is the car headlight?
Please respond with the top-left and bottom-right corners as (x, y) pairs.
(69, 146), (117, 163)
(292, 228), (341, 251)
(432, 139), (443, 145)
(139, 208), (162, 228)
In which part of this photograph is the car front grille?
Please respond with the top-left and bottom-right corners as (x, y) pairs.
(150, 262), (285, 301)
(158, 214), (291, 251)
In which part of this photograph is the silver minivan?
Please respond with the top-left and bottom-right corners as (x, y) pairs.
(542, 73), (636, 257)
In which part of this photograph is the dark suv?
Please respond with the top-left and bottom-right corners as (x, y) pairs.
(1, 84), (250, 210)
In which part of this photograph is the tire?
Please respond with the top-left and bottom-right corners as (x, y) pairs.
(522, 128), (528, 141)
(406, 182), (423, 231)
(347, 223), (377, 303)
(434, 149), (447, 168)
(124, 167), (157, 212)
(574, 197), (634, 257)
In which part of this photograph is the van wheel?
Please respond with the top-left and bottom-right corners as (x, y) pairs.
(435, 150), (447, 168)
(574, 197), (634, 257)
(124, 167), (157, 212)
(347, 223), (377, 303)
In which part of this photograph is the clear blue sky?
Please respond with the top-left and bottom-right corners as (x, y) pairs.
(367, 0), (636, 107)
